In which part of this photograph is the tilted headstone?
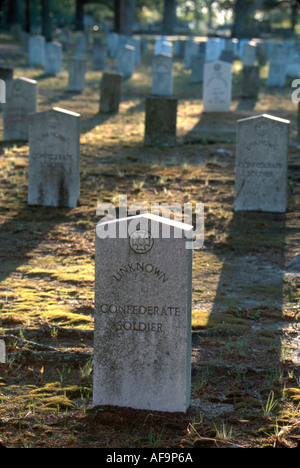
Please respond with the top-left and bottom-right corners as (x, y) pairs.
(203, 61), (232, 112)
(28, 107), (80, 208)
(242, 65), (260, 99)
(93, 213), (193, 412)
(29, 35), (46, 66)
(68, 58), (86, 92)
(116, 44), (135, 80)
(99, 71), (122, 114)
(3, 77), (37, 141)
(190, 54), (205, 83)
(234, 114), (289, 213)
(267, 44), (287, 87)
(92, 37), (105, 70)
(144, 95), (177, 146)
(44, 41), (62, 75)
(151, 54), (173, 96)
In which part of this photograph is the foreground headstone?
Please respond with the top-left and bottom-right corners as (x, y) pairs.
(203, 61), (232, 112)
(144, 95), (177, 146)
(151, 54), (173, 96)
(28, 107), (80, 208)
(234, 114), (289, 213)
(68, 59), (86, 92)
(44, 41), (62, 75)
(99, 71), (122, 114)
(3, 77), (37, 141)
(29, 35), (45, 66)
(93, 213), (193, 412)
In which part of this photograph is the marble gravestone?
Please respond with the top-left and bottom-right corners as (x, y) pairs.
(242, 41), (257, 66)
(116, 44), (135, 80)
(29, 35), (45, 66)
(68, 59), (86, 92)
(44, 41), (62, 75)
(234, 114), (289, 213)
(190, 54), (205, 83)
(0, 340), (5, 364)
(3, 77), (37, 141)
(267, 44), (287, 87)
(93, 213), (193, 413)
(28, 107), (80, 208)
(184, 39), (199, 69)
(92, 37), (105, 70)
(203, 61), (232, 112)
(151, 54), (173, 96)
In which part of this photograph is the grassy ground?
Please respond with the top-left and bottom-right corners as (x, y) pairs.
(0, 32), (299, 448)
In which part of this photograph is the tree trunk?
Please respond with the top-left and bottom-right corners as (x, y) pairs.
(231, 0), (265, 38)
(25, 0), (31, 33)
(114, 0), (135, 36)
(75, 0), (85, 31)
(6, 0), (23, 26)
(41, 0), (52, 41)
(162, 0), (176, 35)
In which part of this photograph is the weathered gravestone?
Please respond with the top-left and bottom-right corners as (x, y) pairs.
(3, 77), (37, 141)
(44, 41), (62, 75)
(116, 44), (135, 80)
(190, 54), (205, 83)
(234, 114), (289, 213)
(99, 71), (122, 114)
(242, 66), (260, 99)
(93, 213), (193, 412)
(126, 37), (141, 64)
(28, 107), (80, 208)
(92, 37), (105, 70)
(267, 44), (287, 87)
(203, 61), (232, 112)
(151, 54), (173, 96)
(205, 37), (223, 62)
(68, 59), (86, 92)
(144, 96), (177, 146)
(29, 35), (45, 66)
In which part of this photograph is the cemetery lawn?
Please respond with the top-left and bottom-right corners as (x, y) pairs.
(0, 35), (299, 448)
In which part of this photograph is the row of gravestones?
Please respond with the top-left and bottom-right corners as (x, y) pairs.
(0, 71), (289, 214)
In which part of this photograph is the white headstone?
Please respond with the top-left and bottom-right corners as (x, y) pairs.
(203, 61), (232, 112)
(44, 41), (62, 75)
(29, 35), (45, 66)
(28, 107), (80, 208)
(234, 114), (289, 213)
(184, 39), (199, 69)
(68, 59), (86, 92)
(242, 41), (257, 66)
(3, 77), (37, 141)
(93, 213), (193, 412)
(0, 340), (5, 364)
(117, 44), (135, 80)
(267, 44), (287, 87)
(152, 54), (173, 96)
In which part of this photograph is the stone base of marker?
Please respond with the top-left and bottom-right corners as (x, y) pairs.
(99, 71), (122, 114)
(28, 107), (80, 208)
(93, 213), (193, 413)
(144, 96), (177, 146)
(242, 66), (260, 99)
